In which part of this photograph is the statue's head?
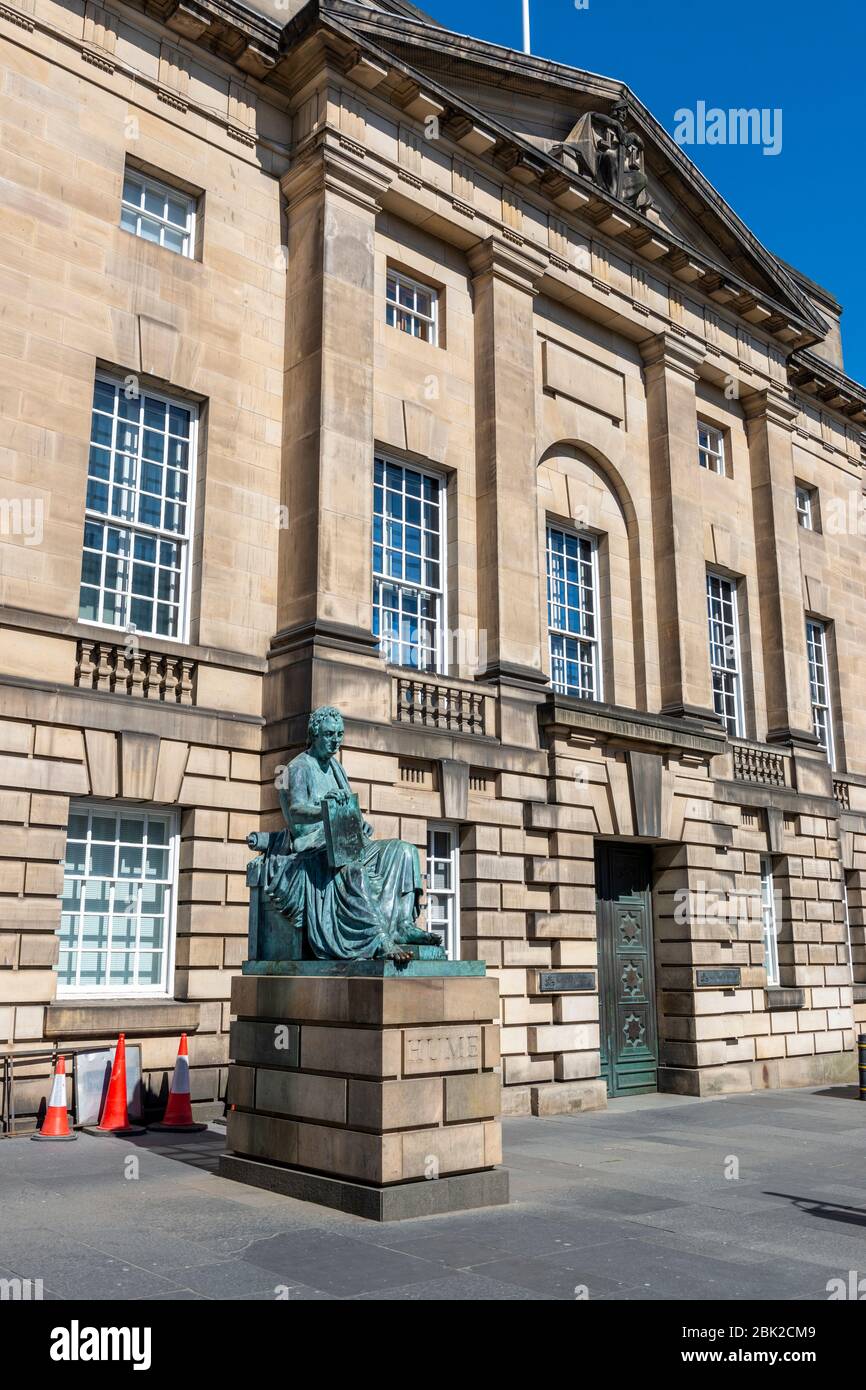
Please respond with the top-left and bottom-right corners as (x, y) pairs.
(307, 706), (344, 760)
(611, 99), (629, 125)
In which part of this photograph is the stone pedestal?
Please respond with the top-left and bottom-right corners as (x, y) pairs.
(218, 962), (509, 1221)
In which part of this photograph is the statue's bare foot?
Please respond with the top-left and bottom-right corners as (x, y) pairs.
(374, 935), (412, 962)
(385, 943), (413, 962)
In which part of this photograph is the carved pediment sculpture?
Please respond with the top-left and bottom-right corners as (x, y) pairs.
(555, 101), (654, 214)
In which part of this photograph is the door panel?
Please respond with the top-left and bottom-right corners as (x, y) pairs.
(596, 843), (658, 1097)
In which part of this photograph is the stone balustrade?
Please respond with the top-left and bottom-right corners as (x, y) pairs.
(75, 639), (196, 704)
(833, 778), (851, 810)
(394, 674), (487, 737)
(731, 740), (787, 787)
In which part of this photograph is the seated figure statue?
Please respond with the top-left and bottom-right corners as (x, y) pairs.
(257, 706), (444, 962)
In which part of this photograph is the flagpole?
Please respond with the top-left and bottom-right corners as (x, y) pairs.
(522, 0), (530, 53)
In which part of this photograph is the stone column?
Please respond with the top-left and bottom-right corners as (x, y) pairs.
(742, 388), (816, 745)
(640, 332), (716, 722)
(467, 236), (548, 686)
(276, 139), (390, 655)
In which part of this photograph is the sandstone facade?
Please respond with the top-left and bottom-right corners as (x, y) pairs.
(0, 0), (863, 1124)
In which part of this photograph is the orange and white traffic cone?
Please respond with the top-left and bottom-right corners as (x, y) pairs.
(31, 1055), (77, 1142)
(84, 1034), (145, 1136)
(149, 1034), (206, 1132)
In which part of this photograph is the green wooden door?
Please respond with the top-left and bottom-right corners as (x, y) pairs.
(596, 843), (658, 1097)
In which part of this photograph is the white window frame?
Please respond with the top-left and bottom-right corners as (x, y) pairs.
(806, 618), (835, 768)
(57, 802), (179, 999)
(707, 571), (744, 737)
(120, 167), (196, 258)
(385, 268), (439, 345)
(795, 484), (814, 530)
(842, 875), (855, 984)
(426, 823), (460, 961)
(79, 373), (197, 644)
(760, 855), (780, 988)
(698, 422), (726, 475)
(547, 524), (602, 701)
(373, 454), (446, 673)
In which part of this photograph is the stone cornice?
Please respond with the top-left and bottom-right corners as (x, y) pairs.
(788, 349), (866, 427)
(538, 697), (727, 757)
(466, 235), (548, 295)
(741, 387), (799, 431)
(280, 130), (392, 213)
(639, 330), (704, 381)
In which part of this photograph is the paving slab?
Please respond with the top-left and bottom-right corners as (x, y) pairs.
(1, 1083), (865, 1300)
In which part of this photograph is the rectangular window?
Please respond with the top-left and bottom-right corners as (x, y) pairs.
(842, 875), (854, 984)
(386, 269), (438, 344)
(760, 855), (780, 988)
(120, 168), (196, 257)
(707, 572), (744, 737)
(426, 824), (460, 960)
(78, 375), (195, 641)
(806, 619), (834, 767)
(795, 484), (814, 530)
(58, 804), (178, 997)
(547, 525), (601, 700)
(698, 423), (725, 474)
(373, 455), (444, 671)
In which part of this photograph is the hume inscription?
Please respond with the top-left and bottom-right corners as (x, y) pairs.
(403, 1025), (483, 1075)
(536, 970), (596, 994)
(695, 967), (742, 988)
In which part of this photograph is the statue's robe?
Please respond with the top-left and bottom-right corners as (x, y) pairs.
(260, 751), (423, 960)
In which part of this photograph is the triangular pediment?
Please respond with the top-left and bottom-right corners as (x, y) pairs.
(319, 0), (825, 340)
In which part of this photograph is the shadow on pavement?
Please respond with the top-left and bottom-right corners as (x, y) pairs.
(764, 1191), (866, 1230)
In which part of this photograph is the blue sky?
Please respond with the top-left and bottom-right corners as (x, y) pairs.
(423, 0), (866, 383)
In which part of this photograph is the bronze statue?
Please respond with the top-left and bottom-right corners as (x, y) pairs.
(248, 706), (444, 963)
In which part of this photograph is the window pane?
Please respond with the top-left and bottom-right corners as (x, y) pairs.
(425, 827), (459, 960)
(373, 458), (443, 672)
(165, 197), (188, 226)
(56, 805), (175, 996)
(162, 227), (184, 254)
(547, 526), (599, 699)
(79, 378), (193, 637)
(139, 216), (161, 243)
(386, 271), (438, 344)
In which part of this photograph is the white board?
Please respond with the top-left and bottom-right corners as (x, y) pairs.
(73, 1045), (144, 1126)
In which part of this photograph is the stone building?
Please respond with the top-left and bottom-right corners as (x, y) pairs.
(1, 0), (864, 1126)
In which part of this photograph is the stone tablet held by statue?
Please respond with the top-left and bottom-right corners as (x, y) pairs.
(322, 792), (366, 869)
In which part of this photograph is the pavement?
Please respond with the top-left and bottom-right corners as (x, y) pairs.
(2, 1084), (865, 1301)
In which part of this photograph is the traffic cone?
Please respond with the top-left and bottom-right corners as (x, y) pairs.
(31, 1055), (77, 1142)
(149, 1034), (206, 1132)
(84, 1034), (145, 1136)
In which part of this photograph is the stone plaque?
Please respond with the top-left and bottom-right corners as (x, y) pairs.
(536, 970), (596, 994)
(695, 967), (742, 988)
(403, 1025), (482, 1075)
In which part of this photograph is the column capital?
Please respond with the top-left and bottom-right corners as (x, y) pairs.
(280, 134), (392, 216)
(639, 330), (704, 381)
(466, 235), (548, 295)
(741, 387), (798, 431)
